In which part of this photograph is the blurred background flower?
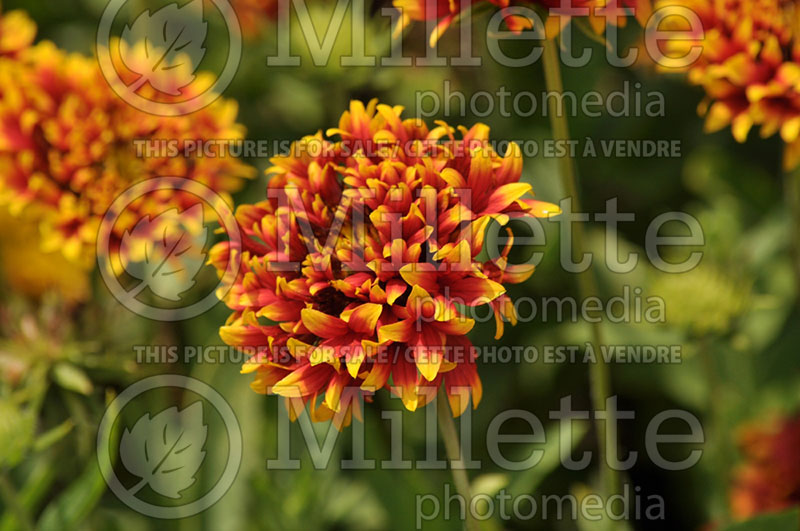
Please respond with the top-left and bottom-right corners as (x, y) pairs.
(392, 0), (652, 46)
(231, 0), (278, 38)
(731, 413), (800, 520)
(655, 0), (800, 169)
(0, 207), (90, 302)
(0, 12), (255, 271)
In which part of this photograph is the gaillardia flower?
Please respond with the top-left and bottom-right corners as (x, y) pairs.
(656, 0), (800, 169)
(212, 99), (560, 428)
(0, 10), (35, 57)
(0, 206), (89, 302)
(392, 0), (651, 46)
(231, 0), (279, 38)
(0, 13), (254, 269)
(730, 414), (800, 519)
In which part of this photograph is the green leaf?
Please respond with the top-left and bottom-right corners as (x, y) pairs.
(0, 401), (35, 468)
(0, 457), (57, 531)
(36, 390), (121, 531)
(36, 458), (108, 531)
(33, 420), (75, 453)
(720, 508), (800, 531)
(471, 473), (509, 498)
(0, 473), (35, 531)
(51, 363), (93, 395)
(506, 420), (590, 498)
(572, 483), (636, 531)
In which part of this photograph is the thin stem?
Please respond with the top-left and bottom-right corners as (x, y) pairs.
(698, 335), (731, 526)
(785, 162), (800, 293)
(541, 36), (620, 500)
(437, 389), (478, 531)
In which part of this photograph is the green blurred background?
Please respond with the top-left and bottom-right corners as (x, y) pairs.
(1, 1), (799, 530)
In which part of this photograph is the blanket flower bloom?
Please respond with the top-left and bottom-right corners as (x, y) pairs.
(211, 99), (560, 428)
(232, 0), (279, 37)
(392, 0), (651, 46)
(0, 10), (35, 57)
(0, 207), (89, 302)
(730, 414), (800, 519)
(655, 0), (800, 169)
(0, 15), (254, 269)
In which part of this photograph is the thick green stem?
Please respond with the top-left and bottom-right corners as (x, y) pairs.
(437, 389), (478, 531)
(541, 36), (620, 500)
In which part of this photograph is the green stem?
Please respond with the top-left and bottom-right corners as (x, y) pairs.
(0, 458), (57, 531)
(437, 389), (478, 531)
(786, 162), (800, 293)
(0, 473), (35, 531)
(698, 336), (731, 526)
(541, 36), (620, 501)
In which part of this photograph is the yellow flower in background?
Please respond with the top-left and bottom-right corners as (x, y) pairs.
(0, 207), (89, 302)
(656, 0), (800, 169)
(0, 10), (255, 270)
(0, 10), (35, 57)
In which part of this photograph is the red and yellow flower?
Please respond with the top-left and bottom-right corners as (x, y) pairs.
(212, 99), (560, 428)
(730, 413), (800, 519)
(655, 0), (800, 169)
(0, 10), (35, 57)
(0, 206), (89, 302)
(232, 0), (279, 38)
(392, 0), (651, 46)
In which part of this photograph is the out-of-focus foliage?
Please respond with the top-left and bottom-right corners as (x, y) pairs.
(0, 1), (798, 530)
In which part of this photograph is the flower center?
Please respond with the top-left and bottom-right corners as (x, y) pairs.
(311, 286), (352, 316)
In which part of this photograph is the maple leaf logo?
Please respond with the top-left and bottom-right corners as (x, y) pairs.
(120, 0), (207, 95)
(119, 203), (209, 302)
(119, 402), (207, 499)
